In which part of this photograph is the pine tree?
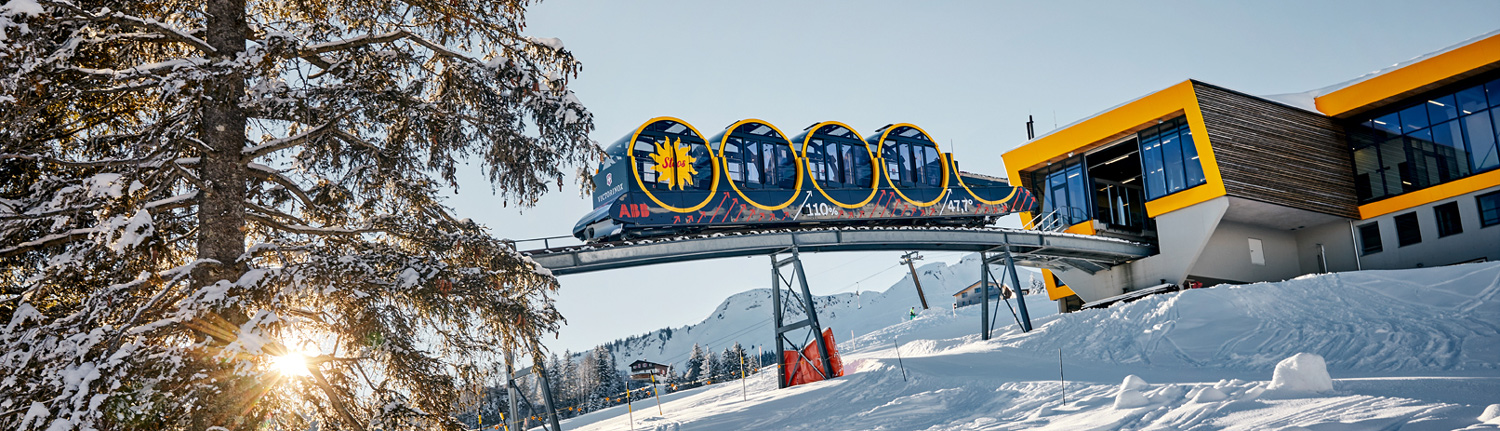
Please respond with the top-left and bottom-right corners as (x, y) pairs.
(0, 0), (595, 429)
(702, 350), (718, 383)
(684, 343), (704, 384)
(730, 342), (747, 378)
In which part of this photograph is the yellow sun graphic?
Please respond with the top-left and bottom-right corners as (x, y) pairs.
(648, 138), (698, 190)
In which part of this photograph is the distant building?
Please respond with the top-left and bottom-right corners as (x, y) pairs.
(952, 281), (1014, 308)
(628, 360), (668, 380)
(1002, 30), (1500, 312)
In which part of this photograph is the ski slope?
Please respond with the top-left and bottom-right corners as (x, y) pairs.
(554, 261), (1500, 430)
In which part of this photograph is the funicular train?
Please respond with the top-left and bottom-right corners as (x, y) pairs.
(573, 117), (1037, 242)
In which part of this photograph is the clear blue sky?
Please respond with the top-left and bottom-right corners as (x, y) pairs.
(441, 0), (1500, 354)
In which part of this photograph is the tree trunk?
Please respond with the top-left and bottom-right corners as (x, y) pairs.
(193, 0), (254, 429)
(198, 0), (248, 283)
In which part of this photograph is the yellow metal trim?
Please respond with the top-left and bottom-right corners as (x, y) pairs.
(953, 153), (1018, 205)
(799, 121), (879, 209)
(717, 119), (804, 211)
(1358, 169), (1500, 219)
(1001, 81), (1227, 219)
(628, 117), (720, 213)
(1315, 33), (1500, 117)
(875, 123), (951, 208)
(1063, 221), (1095, 236)
(1041, 269), (1076, 301)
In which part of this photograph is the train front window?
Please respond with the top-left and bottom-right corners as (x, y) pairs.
(635, 137), (659, 187)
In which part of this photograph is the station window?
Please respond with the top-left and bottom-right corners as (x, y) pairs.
(1434, 202), (1463, 237)
(1479, 190), (1500, 228)
(1033, 160), (1090, 225)
(1349, 76), (1500, 203)
(1394, 212), (1422, 247)
(1358, 222), (1382, 255)
(1138, 116), (1207, 200)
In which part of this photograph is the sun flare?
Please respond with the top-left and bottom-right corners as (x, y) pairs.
(273, 353), (312, 377)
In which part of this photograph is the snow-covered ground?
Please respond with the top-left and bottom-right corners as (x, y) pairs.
(551, 261), (1500, 430)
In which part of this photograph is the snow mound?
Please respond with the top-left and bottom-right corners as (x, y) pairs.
(1268, 353), (1333, 393)
(1113, 388), (1149, 409)
(1481, 404), (1500, 424)
(1190, 386), (1227, 402)
(1119, 374), (1148, 391)
(1009, 262), (1500, 373)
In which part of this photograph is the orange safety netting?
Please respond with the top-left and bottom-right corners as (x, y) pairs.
(780, 328), (843, 387)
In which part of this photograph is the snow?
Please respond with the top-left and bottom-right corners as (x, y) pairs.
(1268, 353), (1334, 393)
(1482, 404), (1500, 423)
(550, 261), (1500, 430)
(0, 0), (43, 17)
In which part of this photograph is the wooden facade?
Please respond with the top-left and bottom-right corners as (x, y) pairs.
(1192, 81), (1361, 219)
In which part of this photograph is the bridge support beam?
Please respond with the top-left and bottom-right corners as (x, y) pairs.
(980, 245), (1033, 341)
(771, 246), (837, 389)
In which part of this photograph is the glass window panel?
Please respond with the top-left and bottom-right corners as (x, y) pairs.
(1358, 223), (1382, 255)
(1394, 212), (1421, 247)
(688, 140), (713, 190)
(744, 141), (761, 187)
(1467, 111), (1499, 171)
(1371, 112), (1402, 135)
(1400, 104), (1429, 133)
(761, 143), (779, 187)
(1352, 146), (1384, 201)
(907, 144), (922, 186)
(1429, 120), (1471, 179)
(1479, 190), (1500, 227)
(1160, 126), (1185, 193)
(824, 141), (842, 186)
(1377, 137), (1409, 194)
(1488, 78), (1500, 108)
(776, 146), (797, 187)
(1140, 132), (1165, 200)
(1434, 202), (1463, 237)
(806, 140), (826, 184)
(725, 138), (743, 182)
(1456, 85), (1489, 115)
(1066, 164), (1087, 224)
(1180, 123), (1205, 187)
(924, 147), (936, 186)
(1426, 95), (1459, 123)
(851, 145), (873, 188)
(1405, 135), (1442, 188)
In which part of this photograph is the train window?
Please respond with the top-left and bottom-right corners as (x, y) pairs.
(775, 146), (797, 187)
(725, 137), (744, 183)
(636, 137), (659, 187)
(906, 144), (918, 186)
(882, 147), (894, 184)
(687, 141), (713, 190)
(921, 146), (942, 186)
(744, 142), (762, 187)
(822, 140), (843, 187)
(807, 139), (827, 185)
(760, 142), (777, 187)
(845, 144), (871, 188)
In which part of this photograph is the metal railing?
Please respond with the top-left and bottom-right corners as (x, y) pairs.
(506, 234), (578, 251)
(1023, 206), (1088, 233)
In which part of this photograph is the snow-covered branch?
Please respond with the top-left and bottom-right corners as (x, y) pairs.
(0, 228), (97, 258)
(46, 0), (214, 54)
(242, 121), (337, 158)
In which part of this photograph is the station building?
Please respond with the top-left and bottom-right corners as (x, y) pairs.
(1001, 30), (1500, 310)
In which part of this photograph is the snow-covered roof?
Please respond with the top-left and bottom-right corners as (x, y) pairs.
(1303, 28), (1500, 103)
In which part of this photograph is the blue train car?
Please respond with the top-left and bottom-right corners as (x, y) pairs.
(573, 117), (1036, 242)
